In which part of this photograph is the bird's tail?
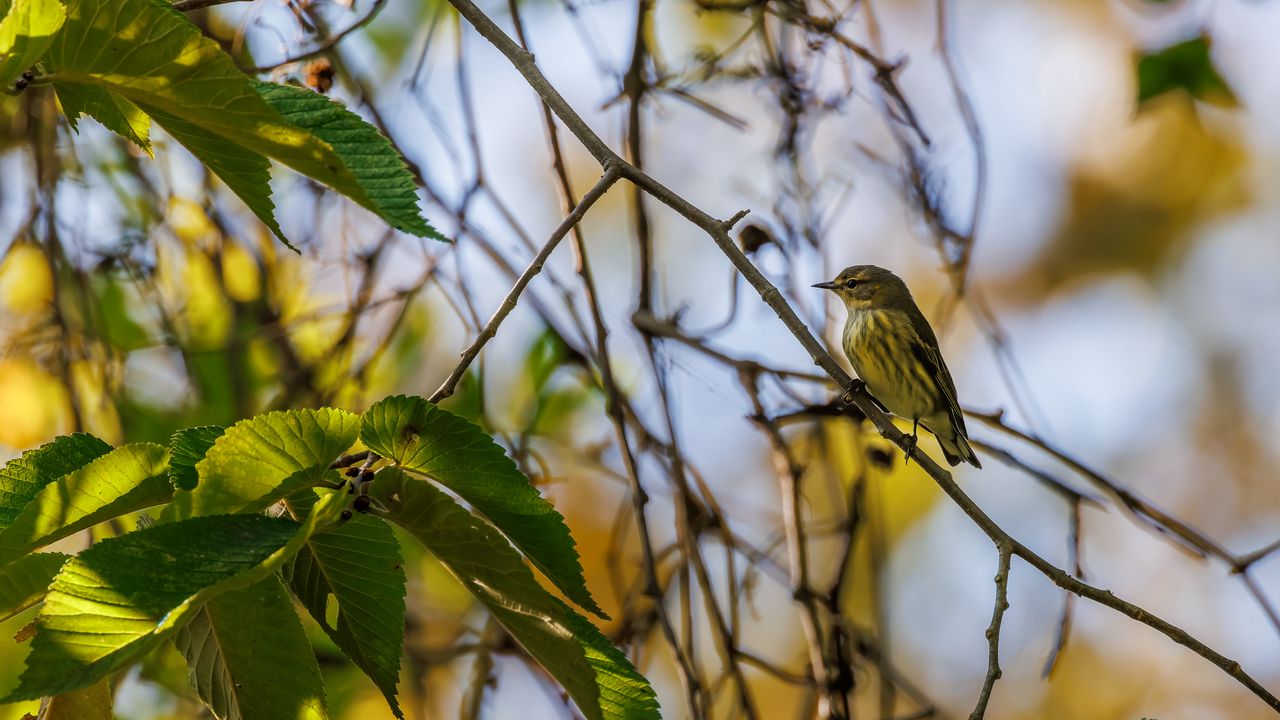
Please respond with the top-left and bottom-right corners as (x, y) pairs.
(938, 431), (982, 469)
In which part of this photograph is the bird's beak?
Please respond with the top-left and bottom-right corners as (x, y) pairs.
(812, 281), (836, 290)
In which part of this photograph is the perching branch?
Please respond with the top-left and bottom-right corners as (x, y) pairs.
(441, 0), (1280, 712)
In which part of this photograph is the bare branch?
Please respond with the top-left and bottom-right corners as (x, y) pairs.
(429, 164), (621, 403)
(170, 0), (248, 11)
(970, 546), (1012, 720)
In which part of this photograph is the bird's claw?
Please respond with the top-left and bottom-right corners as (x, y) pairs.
(840, 379), (865, 405)
(903, 419), (920, 467)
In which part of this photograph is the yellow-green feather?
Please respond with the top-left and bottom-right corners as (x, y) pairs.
(842, 307), (979, 467)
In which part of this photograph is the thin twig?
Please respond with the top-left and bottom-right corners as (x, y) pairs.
(969, 546), (1011, 720)
(440, 3), (1280, 709)
(429, 164), (621, 403)
(1042, 501), (1082, 678)
(252, 0), (388, 72)
(970, 408), (1280, 637)
(171, 0), (249, 10)
(505, 5), (713, 713)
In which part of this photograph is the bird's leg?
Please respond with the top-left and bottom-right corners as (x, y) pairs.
(840, 378), (865, 405)
(903, 418), (920, 466)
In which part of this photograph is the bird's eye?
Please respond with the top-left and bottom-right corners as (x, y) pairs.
(845, 279), (858, 289)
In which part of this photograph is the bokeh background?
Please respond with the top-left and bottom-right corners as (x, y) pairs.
(2, 0), (1279, 717)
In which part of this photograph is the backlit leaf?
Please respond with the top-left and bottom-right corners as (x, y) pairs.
(167, 425), (224, 492)
(0, 0), (65, 88)
(360, 395), (603, 617)
(174, 576), (328, 720)
(284, 498), (405, 718)
(5, 492), (346, 701)
(0, 432), (111, 530)
(370, 470), (658, 720)
(255, 82), (439, 241)
(0, 442), (172, 564)
(0, 552), (68, 622)
(182, 409), (359, 517)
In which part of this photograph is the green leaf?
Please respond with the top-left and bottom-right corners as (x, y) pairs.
(284, 498), (405, 718)
(1136, 35), (1238, 108)
(0, 552), (68, 623)
(43, 0), (435, 244)
(0, 0), (65, 88)
(167, 425), (224, 492)
(174, 576), (328, 720)
(525, 328), (570, 395)
(55, 83), (151, 155)
(0, 442), (173, 564)
(254, 81), (441, 241)
(361, 395), (604, 617)
(182, 408), (360, 517)
(139, 102), (288, 248)
(3, 500), (346, 701)
(44, 0), (362, 198)
(0, 432), (112, 530)
(370, 470), (658, 720)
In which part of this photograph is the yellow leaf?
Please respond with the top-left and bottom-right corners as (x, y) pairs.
(70, 360), (121, 445)
(221, 242), (260, 303)
(166, 198), (215, 245)
(0, 243), (53, 315)
(181, 253), (230, 348)
(41, 677), (113, 720)
(825, 418), (944, 543)
(0, 360), (70, 450)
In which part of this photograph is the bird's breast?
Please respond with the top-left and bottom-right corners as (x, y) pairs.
(842, 309), (934, 420)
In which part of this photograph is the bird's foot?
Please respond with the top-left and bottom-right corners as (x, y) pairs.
(840, 379), (865, 405)
(903, 420), (920, 467)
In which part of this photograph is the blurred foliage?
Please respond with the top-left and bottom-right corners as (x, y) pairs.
(1, 0), (1277, 717)
(1136, 35), (1238, 110)
(1030, 99), (1248, 293)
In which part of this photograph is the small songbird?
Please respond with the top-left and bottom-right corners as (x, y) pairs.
(814, 265), (981, 468)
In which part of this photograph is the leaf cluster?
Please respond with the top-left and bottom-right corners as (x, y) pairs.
(0, 0), (444, 250)
(0, 396), (659, 720)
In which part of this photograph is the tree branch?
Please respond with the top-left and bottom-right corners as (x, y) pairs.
(443, 0), (1280, 712)
(970, 546), (1011, 720)
(429, 164), (621, 403)
(170, 0), (248, 11)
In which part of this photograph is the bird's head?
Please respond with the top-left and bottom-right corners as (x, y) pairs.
(812, 265), (912, 311)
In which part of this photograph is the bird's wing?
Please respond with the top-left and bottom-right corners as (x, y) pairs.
(907, 311), (969, 436)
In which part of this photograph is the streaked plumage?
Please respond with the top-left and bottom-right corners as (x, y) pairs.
(814, 265), (981, 468)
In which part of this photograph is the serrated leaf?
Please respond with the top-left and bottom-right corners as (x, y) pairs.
(370, 470), (658, 720)
(55, 83), (152, 155)
(167, 425), (225, 492)
(0, 552), (68, 623)
(0, 432), (112, 530)
(284, 497), (405, 718)
(361, 395), (604, 617)
(255, 82), (440, 241)
(182, 408), (360, 517)
(0, 442), (173, 564)
(0, 0), (65, 88)
(140, 102), (288, 248)
(45, 0), (366, 200)
(174, 576), (328, 720)
(1136, 35), (1238, 109)
(43, 0), (432, 245)
(4, 494), (346, 701)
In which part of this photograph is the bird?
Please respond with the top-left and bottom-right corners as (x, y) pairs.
(813, 265), (981, 468)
